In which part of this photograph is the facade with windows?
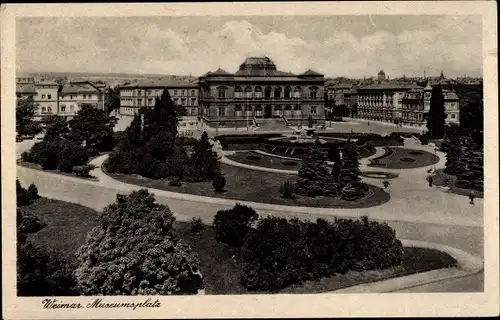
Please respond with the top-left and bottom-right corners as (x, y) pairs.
(34, 81), (59, 119)
(58, 84), (103, 119)
(443, 90), (460, 124)
(198, 57), (326, 128)
(119, 78), (199, 116)
(356, 83), (422, 123)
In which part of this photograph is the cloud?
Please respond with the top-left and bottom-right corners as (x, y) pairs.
(16, 16), (482, 78)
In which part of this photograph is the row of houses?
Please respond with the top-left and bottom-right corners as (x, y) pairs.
(16, 77), (106, 120)
(325, 71), (461, 128)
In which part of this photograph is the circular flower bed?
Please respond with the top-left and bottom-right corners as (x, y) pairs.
(360, 171), (399, 179)
(281, 160), (299, 166)
(408, 151), (424, 156)
(400, 157), (416, 163)
(246, 155), (262, 161)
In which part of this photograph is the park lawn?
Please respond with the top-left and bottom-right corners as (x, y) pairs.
(431, 169), (484, 199)
(369, 147), (439, 169)
(105, 162), (391, 209)
(226, 151), (301, 170)
(22, 198), (457, 295)
(22, 198), (100, 261)
(175, 222), (458, 294)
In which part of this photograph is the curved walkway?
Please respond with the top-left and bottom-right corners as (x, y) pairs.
(16, 137), (484, 292)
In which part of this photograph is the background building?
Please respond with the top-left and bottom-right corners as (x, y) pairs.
(16, 76), (36, 99)
(119, 77), (198, 116)
(58, 83), (105, 119)
(33, 80), (59, 120)
(198, 56), (326, 129)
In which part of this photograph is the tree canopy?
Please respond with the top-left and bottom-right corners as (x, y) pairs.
(16, 96), (41, 136)
(426, 85), (447, 138)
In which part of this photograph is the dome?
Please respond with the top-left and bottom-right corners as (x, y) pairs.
(238, 57), (277, 72)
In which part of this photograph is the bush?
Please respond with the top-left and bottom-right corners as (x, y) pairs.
(213, 203), (258, 247)
(73, 164), (97, 177)
(17, 209), (47, 234)
(212, 174), (226, 192)
(189, 217), (205, 233)
(17, 180), (38, 207)
(341, 183), (363, 201)
(279, 181), (296, 199)
(419, 135), (430, 145)
(240, 216), (403, 291)
(74, 189), (203, 295)
(17, 237), (77, 296)
(322, 180), (341, 197)
(169, 178), (182, 186)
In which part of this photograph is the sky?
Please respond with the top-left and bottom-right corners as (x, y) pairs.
(16, 15), (483, 78)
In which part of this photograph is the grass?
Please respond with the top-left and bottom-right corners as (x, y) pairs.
(23, 198), (458, 295)
(176, 222), (458, 294)
(226, 151), (301, 170)
(105, 162), (391, 209)
(21, 198), (100, 262)
(368, 147), (439, 169)
(431, 169), (484, 199)
(359, 171), (400, 179)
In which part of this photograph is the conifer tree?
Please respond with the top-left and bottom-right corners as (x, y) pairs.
(426, 85), (447, 138)
(190, 132), (220, 181)
(338, 143), (361, 187)
(295, 139), (329, 197)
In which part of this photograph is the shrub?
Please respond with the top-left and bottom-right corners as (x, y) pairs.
(212, 174), (226, 192)
(189, 217), (205, 233)
(322, 180), (341, 197)
(213, 203), (258, 247)
(281, 160), (298, 166)
(17, 209), (47, 234)
(17, 237), (77, 296)
(74, 189), (203, 295)
(17, 180), (37, 207)
(240, 216), (403, 291)
(341, 183), (363, 201)
(382, 180), (390, 189)
(73, 164), (97, 177)
(279, 181), (296, 199)
(169, 178), (182, 186)
(419, 135), (430, 145)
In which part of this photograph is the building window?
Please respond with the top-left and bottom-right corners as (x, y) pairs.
(137, 90), (142, 95)
(147, 90), (152, 96)
(42, 107), (46, 113)
(309, 87), (318, 99)
(310, 105), (318, 114)
(137, 99), (143, 105)
(254, 86), (262, 98)
(274, 87), (282, 98)
(245, 86), (253, 98)
(47, 106), (52, 113)
(174, 90), (178, 96)
(190, 108), (197, 116)
(294, 87), (302, 98)
(235, 86), (243, 98)
(451, 114), (456, 119)
(48, 94), (52, 99)
(264, 86), (272, 98)
(148, 98), (153, 105)
(218, 107), (226, 117)
(284, 87), (291, 98)
(182, 98), (186, 106)
(218, 87), (226, 99)
(182, 90), (186, 96)
(274, 105), (283, 116)
(191, 90), (195, 96)
(70, 95), (73, 99)
(235, 105), (243, 117)
(191, 98), (196, 106)
(174, 98), (179, 104)
(42, 94), (46, 99)
(61, 105), (66, 112)
(254, 106), (263, 117)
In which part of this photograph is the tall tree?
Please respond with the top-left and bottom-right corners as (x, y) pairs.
(338, 143), (361, 187)
(43, 116), (70, 142)
(190, 132), (220, 181)
(426, 85), (447, 138)
(67, 104), (117, 152)
(105, 86), (121, 114)
(74, 189), (203, 295)
(295, 139), (330, 197)
(459, 96), (483, 148)
(16, 96), (41, 135)
(142, 89), (180, 139)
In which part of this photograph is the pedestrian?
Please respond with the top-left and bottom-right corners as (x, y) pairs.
(428, 176), (433, 187)
(469, 190), (475, 205)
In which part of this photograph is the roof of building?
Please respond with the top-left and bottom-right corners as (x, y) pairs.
(121, 77), (198, 89)
(358, 82), (422, 91)
(35, 80), (59, 86)
(328, 82), (354, 89)
(60, 84), (100, 94)
(299, 69), (324, 77)
(443, 91), (459, 100)
(16, 83), (36, 94)
(239, 57), (277, 70)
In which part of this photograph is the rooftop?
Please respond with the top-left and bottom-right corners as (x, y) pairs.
(358, 82), (422, 91)
(16, 83), (36, 94)
(121, 77), (198, 89)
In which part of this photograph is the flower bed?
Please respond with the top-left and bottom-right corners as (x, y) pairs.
(360, 171), (400, 179)
(368, 148), (439, 169)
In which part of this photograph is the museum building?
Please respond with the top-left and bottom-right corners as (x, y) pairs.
(198, 57), (327, 128)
